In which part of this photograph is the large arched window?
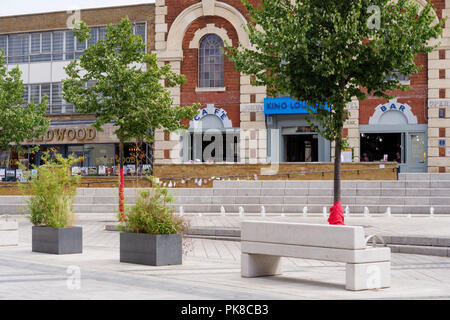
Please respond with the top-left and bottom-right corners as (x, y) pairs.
(199, 34), (224, 88)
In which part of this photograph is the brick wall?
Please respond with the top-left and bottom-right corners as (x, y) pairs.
(181, 16), (241, 127)
(359, 53), (428, 125)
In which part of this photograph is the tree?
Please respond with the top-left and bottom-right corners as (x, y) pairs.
(225, 0), (444, 216)
(63, 18), (198, 219)
(0, 50), (49, 156)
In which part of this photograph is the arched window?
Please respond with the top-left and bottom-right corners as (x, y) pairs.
(199, 34), (224, 88)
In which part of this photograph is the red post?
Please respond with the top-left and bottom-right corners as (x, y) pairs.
(119, 168), (125, 221)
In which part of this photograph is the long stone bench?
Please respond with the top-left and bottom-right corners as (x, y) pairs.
(241, 221), (391, 291)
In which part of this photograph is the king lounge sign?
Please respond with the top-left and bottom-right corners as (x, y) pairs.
(26, 127), (97, 144)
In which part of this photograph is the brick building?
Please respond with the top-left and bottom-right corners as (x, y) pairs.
(0, 0), (449, 180)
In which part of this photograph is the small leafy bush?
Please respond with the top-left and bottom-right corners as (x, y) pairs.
(118, 176), (189, 235)
(19, 150), (81, 228)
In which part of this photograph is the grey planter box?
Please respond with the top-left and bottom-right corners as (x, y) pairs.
(32, 226), (82, 254)
(120, 233), (182, 266)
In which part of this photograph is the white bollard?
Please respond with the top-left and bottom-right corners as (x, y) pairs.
(384, 207), (391, 218)
(261, 206), (266, 217)
(302, 206), (308, 217)
(364, 207), (370, 217)
(239, 206), (244, 217)
(281, 207), (285, 217)
(322, 207), (327, 218)
(220, 206), (226, 216)
(179, 206), (184, 217)
(430, 207), (435, 218)
(345, 206), (349, 217)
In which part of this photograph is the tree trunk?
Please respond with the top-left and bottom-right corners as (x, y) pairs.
(148, 129), (154, 176)
(333, 126), (343, 203)
(119, 139), (125, 221)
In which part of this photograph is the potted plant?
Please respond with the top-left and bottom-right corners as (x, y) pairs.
(19, 151), (82, 254)
(118, 176), (189, 266)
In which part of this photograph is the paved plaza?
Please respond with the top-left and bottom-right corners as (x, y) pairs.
(0, 215), (449, 300)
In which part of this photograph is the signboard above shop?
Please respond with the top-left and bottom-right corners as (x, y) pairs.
(264, 97), (328, 115)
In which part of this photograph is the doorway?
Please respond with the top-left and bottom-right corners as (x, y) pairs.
(360, 133), (403, 163)
(284, 134), (319, 162)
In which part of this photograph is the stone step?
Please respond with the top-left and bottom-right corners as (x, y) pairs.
(399, 173), (450, 181)
(387, 244), (449, 257)
(213, 180), (450, 189)
(2, 200), (450, 214)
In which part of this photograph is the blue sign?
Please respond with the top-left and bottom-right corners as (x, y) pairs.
(439, 139), (446, 147)
(380, 103), (406, 113)
(264, 97), (327, 115)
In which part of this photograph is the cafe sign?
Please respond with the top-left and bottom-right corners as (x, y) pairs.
(26, 127), (97, 144)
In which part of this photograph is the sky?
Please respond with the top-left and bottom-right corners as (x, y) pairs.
(0, 0), (155, 17)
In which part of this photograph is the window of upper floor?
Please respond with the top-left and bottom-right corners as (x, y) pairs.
(198, 34), (224, 89)
(0, 23), (146, 64)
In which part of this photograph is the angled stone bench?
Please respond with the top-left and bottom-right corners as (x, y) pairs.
(241, 221), (390, 291)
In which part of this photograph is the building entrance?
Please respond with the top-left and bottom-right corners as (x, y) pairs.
(284, 134), (318, 162)
(360, 133), (403, 163)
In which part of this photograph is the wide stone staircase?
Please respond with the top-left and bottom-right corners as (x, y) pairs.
(1, 173), (450, 219)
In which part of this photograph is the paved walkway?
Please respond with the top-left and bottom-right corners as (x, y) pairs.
(0, 216), (448, 299)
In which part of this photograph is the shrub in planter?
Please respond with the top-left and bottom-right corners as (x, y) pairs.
(19, 151), (83, 254)
(118, 176), (189, 266)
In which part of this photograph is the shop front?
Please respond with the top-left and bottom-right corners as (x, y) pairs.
(265, 97), (331, 163)
(182, 105), (240, 163)
(0, 122), (152, 181)
(360, 99), (427, 173)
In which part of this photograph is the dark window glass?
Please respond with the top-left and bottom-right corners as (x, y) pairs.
(199, 34), (224, 88)
(0, 35), (7, 59)
(8, 34), (29, 63)
(88, 28), (98, 47)
(52, 31), (64, 61)
(65, 30), (75, 60)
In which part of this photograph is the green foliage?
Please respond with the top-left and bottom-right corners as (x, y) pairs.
(118, 176), (189, 235)
(19, 151), (82, 228)
(0, 50), (49, 153)
(62, 17), (199, 144)
(225, 0), (445, 146)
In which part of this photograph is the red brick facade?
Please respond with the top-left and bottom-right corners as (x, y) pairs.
(164, 0), (261, 128)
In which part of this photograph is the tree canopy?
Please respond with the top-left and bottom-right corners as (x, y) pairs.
(226, 0), (444, 144)
(63, 17), (198, 144)
(0, 50), (49, 153)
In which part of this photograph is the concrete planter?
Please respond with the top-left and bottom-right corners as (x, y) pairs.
(120, 232), (182, 266)
(0, 220), (19, 246)
(32, 226), (82, 254)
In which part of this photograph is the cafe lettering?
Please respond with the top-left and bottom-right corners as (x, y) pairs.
(26, 127), (97, 143)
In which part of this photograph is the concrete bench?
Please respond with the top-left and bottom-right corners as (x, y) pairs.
(241, 221), (390, 291)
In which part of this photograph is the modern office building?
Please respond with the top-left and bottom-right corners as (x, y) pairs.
(0, 4), (154, 175)
(0, 0), (449, 179)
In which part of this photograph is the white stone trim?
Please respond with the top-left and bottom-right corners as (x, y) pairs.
(240, 103), (264, 112)
(202, 0), (215, 16)
(189, 105), (233, 129)
(195, 87), (226, 92)
(165, 1), (250, 52)
(189, 23), (232, 48)
(369, 99), (418, 125)
(429, 99), (450, 107)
